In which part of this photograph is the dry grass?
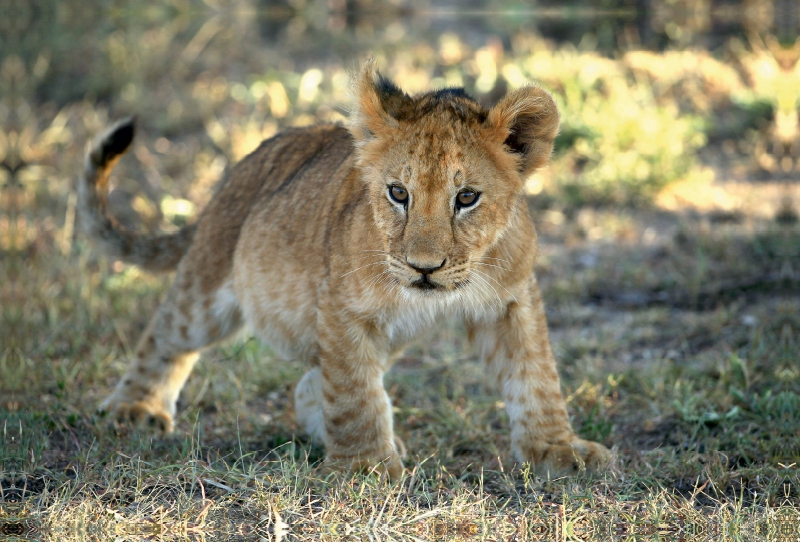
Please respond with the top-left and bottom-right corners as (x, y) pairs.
(2, 1), (799, 540)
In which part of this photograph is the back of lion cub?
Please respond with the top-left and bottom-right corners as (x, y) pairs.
(80, 59), (610, 479)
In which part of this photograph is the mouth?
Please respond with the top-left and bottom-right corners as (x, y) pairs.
(410, 275), (440, 290)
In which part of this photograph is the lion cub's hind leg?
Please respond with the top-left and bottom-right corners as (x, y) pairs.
(101, 274), (242, 432)
(295, 367), (327, 444)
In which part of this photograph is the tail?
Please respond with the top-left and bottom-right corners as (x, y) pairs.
(78, 118), (196, 272)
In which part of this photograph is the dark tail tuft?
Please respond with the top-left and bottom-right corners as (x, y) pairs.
(79, 117), (196, 272)
(90, 116), (136, 167)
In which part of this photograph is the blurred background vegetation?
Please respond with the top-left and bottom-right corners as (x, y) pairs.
(1, 0), (799, 533)
(2, 0), (797, 225)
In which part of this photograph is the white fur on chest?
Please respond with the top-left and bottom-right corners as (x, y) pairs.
(380, 285), (507, 347)
(236, 269), (509, 362)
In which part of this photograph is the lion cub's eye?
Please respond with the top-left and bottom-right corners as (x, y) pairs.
(389, 186), (408, 204)
(456, 190), (479, 209)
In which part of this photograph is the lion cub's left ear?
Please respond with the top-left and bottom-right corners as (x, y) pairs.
(484, 86), (560, 178)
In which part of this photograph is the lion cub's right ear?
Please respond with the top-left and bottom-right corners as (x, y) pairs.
(349, 59), (410, 147)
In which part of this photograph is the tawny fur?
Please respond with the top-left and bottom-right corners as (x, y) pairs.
(80, 59), (610, 479)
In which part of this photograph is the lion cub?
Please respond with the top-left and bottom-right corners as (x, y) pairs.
(79, 60), (610, 479)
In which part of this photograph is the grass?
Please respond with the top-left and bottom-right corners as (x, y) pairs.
(3, 207), (797, 540)
(2, 1), (799, 540)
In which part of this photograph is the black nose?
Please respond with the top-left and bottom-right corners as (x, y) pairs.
(407, 258), (446, 275)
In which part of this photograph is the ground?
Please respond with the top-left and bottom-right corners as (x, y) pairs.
(1, 2), (799, 539)
(3, 194), (798, 539)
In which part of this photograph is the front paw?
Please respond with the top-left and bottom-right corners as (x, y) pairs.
(518, 438), (611, 478)
(99, 395), (175, 434)
(320, 446), (406, 481)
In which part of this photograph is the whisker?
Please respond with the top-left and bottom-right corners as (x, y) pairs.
(458, 277), (480, 318)
(468, 270), (499, 315)
(388, 276), (402, 302)
(472, 268), (517, 305)
(379, 271), (402, 301)
(359, 268), (394, 304)
(340, 260), (388, 278)
(475, 271), (506, 312)
(365, 269), (389, 288)
(352, 253), (387, 264)
(473, 261), (510, 273)
(481, 256), (512, 265)
(473, 273), (493, 319)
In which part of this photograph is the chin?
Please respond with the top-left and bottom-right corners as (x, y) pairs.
(410, 282), (463, 297)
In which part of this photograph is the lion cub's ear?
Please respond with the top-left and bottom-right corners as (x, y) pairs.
(349, 59), (411, 147)
(485, 86), (560, 178)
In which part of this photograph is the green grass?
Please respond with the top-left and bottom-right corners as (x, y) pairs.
(2, 1), (799, 539)
(3, 208), (798, 540)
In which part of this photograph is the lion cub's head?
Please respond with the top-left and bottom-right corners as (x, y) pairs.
(349, 60), (559, 297)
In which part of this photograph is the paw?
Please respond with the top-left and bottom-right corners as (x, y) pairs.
(99, 396), (175, 434)
(520, 438), (611, 478)
(294, 368), (326, 443)
(320, 441), (406, 481)
(393, 435), (407, 459)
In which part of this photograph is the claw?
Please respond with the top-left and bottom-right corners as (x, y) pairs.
(100, 398), (175, 434)
(321, 450), (406, 481)
(522, 438), (611, 478)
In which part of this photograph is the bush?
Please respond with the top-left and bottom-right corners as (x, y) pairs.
(512, 49), (707, 206)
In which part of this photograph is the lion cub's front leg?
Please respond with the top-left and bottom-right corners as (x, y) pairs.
(471, 276), (611, 477)
(313, 305), (404, 480)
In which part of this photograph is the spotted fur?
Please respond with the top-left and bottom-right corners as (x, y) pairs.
(81, 60), (610, 479)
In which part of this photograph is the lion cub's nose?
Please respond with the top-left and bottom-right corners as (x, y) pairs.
(406, 258), (446, 275)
